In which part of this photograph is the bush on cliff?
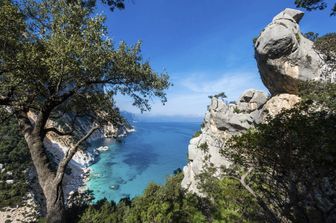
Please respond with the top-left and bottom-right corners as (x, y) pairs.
(0, 113), (31, 208)
(222, 82), (336, 222)
(77, 173), (211, 223)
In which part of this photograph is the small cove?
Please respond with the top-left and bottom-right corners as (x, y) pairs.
(87, 121), (200, 202)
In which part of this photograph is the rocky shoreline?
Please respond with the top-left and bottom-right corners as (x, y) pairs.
(0, 121), (134, 222)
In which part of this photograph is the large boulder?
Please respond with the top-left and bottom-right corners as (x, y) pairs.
(255, 8), (335, 95)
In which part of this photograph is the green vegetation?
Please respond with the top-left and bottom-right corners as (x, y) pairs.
(295, 32), (301, 42)
(294, 0), (336, 16)
(199, 142), (209, 153)
(72, 172), (266, 223)
(314, 33), (336, 74)
(74, 174), (210, 223)
(197, 169), (264, 222)
(0, 0), (335, 222)
(192, 130), (202, 138)
(222, 82), (336, 222)
(0, 113), (30, 208)
(304, 31), (319, 41)
(0, 0), (169, 220)
(208, 92), (227, 99)
(233, 107), (241, 114)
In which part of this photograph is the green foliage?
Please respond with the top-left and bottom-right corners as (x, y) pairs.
(192, 130), (202, 138)
(300, 81), (336, 110)
(294, 0), (336, 16)
(0, 0), (170, 219)
(304, 31), (319, 41)
(224, 82), (336, 222)
(78, 173), (210, 223)
(295, 32), (301, 42)
(196, 161), (264, 223)
(199, 142), (209, 152)
(213, 92), (227, 99)
(314, 33), (336, 67)
(315, 32), (336, 52)
(233, 107), (241, 114)
(0, 113), (30, 208)
(252, 37), (258, 45)
(0, 0), (170, 134)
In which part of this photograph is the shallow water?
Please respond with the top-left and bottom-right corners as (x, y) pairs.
(87, 121), (200, 202)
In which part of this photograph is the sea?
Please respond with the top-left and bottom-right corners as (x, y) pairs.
(87, 121), (201, 202)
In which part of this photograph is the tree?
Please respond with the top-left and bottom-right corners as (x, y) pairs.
(304, 31), (319, 42)
(294, 0), (336, 16)
(0, 110), (31, 208)
(78, 173), (210, 223)
(222, 83), (336, 222)
(0, 0), (170, 222)
(314, 33), (336, 75)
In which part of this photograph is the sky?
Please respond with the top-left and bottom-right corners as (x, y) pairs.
(97, 0), (335, 118)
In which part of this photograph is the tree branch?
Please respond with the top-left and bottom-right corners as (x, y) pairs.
(238, 168), (280, 223)
(54, 125), (99, 185)
(44, 127), (74, 136)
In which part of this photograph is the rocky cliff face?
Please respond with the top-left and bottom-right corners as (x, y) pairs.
(255, 8), (335, 95)
(181, 90), (301, 193)
(181, 8), (325, 194)
(45, 117), (133, 196)
(26, 110), (133, 201)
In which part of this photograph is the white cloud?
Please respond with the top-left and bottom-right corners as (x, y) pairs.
(179, 71), (268, 100)
(116, 70), (268, 117)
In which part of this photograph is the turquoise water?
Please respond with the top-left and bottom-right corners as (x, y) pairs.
(87, 121), (200, 202)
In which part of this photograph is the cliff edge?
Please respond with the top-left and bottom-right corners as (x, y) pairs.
(182, 8), (333, 194)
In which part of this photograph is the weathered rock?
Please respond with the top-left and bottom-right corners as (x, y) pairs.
(6, 179), (14, 184)
(182, 90), (268, 194)
(237, 89), (268, 112)
(259, 94), (300, 123)
(255, 8), (335, 95)
(182, 91), (300, 195)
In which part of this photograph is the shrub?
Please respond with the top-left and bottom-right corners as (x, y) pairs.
(192, 130), (202, 138)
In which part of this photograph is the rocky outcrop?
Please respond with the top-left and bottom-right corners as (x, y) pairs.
(44, 118), (133, 198)
(259, 94), (300, 123)
(182, 90), (269, 194)
(182, 8), (333, 195)
(181, 90), (303, 194)
(25, 111), (134, 204)
(255, 8), (335, 95)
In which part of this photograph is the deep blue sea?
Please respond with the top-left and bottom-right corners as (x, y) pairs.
(87, 121), (200, 202)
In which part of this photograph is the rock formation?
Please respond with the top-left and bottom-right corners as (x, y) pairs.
(182, 90), (269, 193)
(255, 8), (335, 95)
(182, 8), (330, 194)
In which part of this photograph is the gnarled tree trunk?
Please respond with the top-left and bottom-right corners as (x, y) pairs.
(23, 129), (66, 222)
(18, 111), (98, 222)
(45, 181), (65, 223)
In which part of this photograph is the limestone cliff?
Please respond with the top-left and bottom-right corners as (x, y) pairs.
(181, 90), (301, 193)
(181, 8), (325, 194)
(255, 8), (335, 95)
(26, 111), (134, 200)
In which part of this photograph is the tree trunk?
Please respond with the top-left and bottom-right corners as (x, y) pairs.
(45, 181), (66, 223)
(20, 115), (67, 222)
(18, 112), (98, 222)
(27, 137), (67, 222)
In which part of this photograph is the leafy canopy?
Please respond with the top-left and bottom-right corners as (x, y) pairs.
(223, 82), (336, 222)
(0, 0), (170, 136)
(294, 0), (336, 15)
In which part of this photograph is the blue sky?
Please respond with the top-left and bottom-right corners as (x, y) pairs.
(98, 0), (335, 117)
